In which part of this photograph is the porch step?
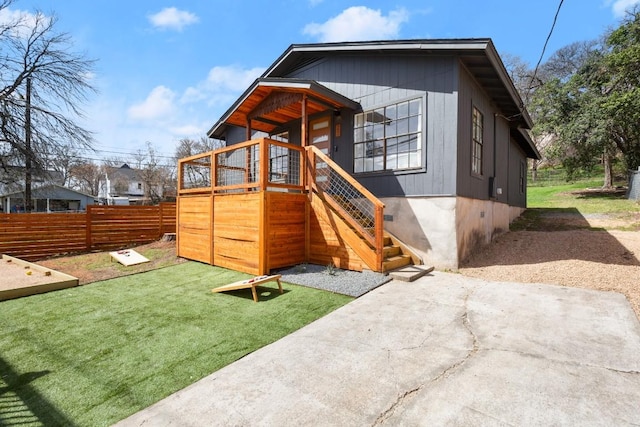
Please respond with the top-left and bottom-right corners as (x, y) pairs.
(382, 254), (412, 272)
(383, 244), (401, 258)
(388, 265), (435, 282)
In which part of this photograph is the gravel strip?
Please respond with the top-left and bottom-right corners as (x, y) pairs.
(275, 264), (391, 297)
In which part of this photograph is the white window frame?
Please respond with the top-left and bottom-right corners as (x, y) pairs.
(471, 106), (484, 176)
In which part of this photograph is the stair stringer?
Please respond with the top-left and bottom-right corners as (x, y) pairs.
(309, 194), (379, 272)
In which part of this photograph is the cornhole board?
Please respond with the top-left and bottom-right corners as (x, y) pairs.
(211, 274), (283, 303)
(109, 249), (150, 266)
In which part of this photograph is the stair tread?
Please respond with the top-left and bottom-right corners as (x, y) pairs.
(385, 254), (410, 261)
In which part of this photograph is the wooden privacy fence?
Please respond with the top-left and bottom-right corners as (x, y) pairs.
(0, 203), (176, 261)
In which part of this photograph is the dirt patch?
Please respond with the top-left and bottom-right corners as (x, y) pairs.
(460, 210), (640, 319)
(39, 240), (187, 285)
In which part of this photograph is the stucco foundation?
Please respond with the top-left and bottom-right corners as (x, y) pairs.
(382, 197), (458, 270)
(382, 196), (525, 270)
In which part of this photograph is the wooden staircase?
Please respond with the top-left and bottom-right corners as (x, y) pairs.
(382, 234), (412, 271)
(327, 195), (419, 272)
(308, 145), (422, 273)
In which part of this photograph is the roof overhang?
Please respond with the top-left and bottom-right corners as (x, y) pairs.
(208, 78), (361, 139)
(511, 128), (541, 160)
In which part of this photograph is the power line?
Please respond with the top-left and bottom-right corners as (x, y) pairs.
(527, 0), (565, 98)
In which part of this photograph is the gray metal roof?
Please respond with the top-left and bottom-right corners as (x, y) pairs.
(0, 183), (96, 199)
(210, 39), (540, 159)
(265, 39), (532, 128)
(263, 39), (538, 159)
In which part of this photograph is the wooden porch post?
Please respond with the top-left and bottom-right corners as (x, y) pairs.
(301, 94), (308, 147)
(246, 117), (252, 184)
(302, 94), (311, 263)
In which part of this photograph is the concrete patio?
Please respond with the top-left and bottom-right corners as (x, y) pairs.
(116, 271), (640, 426)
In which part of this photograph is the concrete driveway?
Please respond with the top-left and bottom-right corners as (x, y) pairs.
(116, 271), (640, 426)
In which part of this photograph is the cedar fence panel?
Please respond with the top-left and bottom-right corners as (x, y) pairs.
(0, 213), (87, 261)
(0, 203), (176, 261)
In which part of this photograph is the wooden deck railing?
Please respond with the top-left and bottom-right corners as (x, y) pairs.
(307, 146), (385, 271)
(177, 138), (386, 272)
(178, 138), (304, 194)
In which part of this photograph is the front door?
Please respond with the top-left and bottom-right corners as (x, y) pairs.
(309, 116), (331, 190)
(310, 116), (331, 154)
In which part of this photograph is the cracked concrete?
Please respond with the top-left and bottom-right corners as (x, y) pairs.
(115, 271), (640, 426)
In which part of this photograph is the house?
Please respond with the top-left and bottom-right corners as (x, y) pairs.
(0, 166), (64, 196)
(176, 39), (540, 274)
(0, 184), (95, 213)
(98, 164), (165, 205)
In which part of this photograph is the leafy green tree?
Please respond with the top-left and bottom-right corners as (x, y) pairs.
(532, 10), (640, 188)
(529, 41), (611, 184)
(601, 10), (640, 172)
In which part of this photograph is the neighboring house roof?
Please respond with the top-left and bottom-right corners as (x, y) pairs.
(107, 164), (140, 181)
(0, 166), (64, 185)
(0, 183), (96, 199)
(208, 78), (361, 138)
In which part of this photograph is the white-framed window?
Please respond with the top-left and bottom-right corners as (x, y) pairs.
(353, 98), (423, 173)
(472, 106), (483, 176)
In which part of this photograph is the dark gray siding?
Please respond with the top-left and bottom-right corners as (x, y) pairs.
(457, 65), (529, 208)
(493, 116), (511, 204)
(286, 55), (459, 197)
(508, 142), (528, 208)
(457, 64), (500, 201)
(225, 125), (249, 145)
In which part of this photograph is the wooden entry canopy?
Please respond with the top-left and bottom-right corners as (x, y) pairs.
(207, 78), (361, 145)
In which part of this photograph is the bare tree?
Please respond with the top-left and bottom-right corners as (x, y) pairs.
(0, 1), (96, 211)
(68, 160), (102, 195)
(174, 136), (223, 160)
(174, 136), (223, 189)
(136, 142), (175, 204)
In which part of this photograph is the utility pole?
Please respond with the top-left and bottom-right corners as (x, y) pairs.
(24, 77), (32, 213)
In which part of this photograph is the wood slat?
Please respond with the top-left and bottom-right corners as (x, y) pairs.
(0, 203), (176, 260)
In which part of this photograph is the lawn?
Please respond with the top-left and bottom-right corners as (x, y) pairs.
(511, 178), (640, 232)
(0, 262), (352, 426)
(527, 179), (640, 214)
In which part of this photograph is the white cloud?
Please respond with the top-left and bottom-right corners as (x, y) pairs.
(0, 7), (51, 38)
(148, 7), (199, 31)
(303, 6), (409, 42)
(127, 85), (176, 121)
(609, 0), (640, 16)
(169, 124), (203, 136)
(181, 65), (265, 105)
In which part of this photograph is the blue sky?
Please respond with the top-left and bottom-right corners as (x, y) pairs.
(5, 0), (639, 162)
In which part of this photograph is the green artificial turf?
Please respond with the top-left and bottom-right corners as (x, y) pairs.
(0, 262), (352, 426)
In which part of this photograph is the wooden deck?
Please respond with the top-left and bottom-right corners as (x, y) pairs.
(177, 138), (408, 275)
